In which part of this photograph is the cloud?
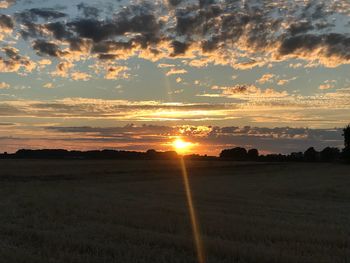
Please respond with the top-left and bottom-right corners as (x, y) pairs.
(77, 3), (100, 18)
(0, 98), (238, 122)
(166, 68), (187, 76)
(257, 74), (275, 84)
(0, 81), (9, 89)
(207, 84), (289, 99)
(0, 0), (15, 9)
(277, 33), (350, 67)
(51, 61), (73, 77)
(32, 40), (63, 57)
(16, 8), (67, 23)
(319, 80), (337, 90)
(0, 47), (36, 73)
(71, 71), (91, 81)
(0, 0), (346, 90)
(105, 65), (129, 80)
(0, 14), (14, 40)
(157, 63), (175, 68)
(289, 63), (303, 69)
(0, 0), (347, 78)
(277, 77), (297, 86)
(319, 84), (333, 90)
(43, 82), (53, 89)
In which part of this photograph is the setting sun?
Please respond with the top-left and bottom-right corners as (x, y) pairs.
(172, 138), (193, 153)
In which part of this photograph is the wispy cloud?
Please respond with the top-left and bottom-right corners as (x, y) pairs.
(165, 68), (188, 76)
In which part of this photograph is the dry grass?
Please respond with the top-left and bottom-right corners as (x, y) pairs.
(0, 159), (349, 262)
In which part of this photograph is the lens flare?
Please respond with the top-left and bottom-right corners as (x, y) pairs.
(179, 157), (206, 263)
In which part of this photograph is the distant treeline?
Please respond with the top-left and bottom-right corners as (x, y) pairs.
(220, 124), (350, 163)
(0, 149), (180, 160)
(219, 147), (342, 163)
(1, 125), (350, 163)
(0, 147), (344, 163)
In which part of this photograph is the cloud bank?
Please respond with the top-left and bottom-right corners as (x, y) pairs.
(0, 0), (348, 77)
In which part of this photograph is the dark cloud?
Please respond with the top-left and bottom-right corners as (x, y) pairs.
(171, 40), (189, 55)
(32, 40), (62, 57)
(97, 54), (118, 60)
(45, 22), (72, 40)
(67, 19), (116, 43)
(67, 3), (160, 44)
(3, 46), (19, 59)
(1, 0), (349, 67)
(0, 14), (14, 29)
(16, 8), (67, 22)
(288, 21), (314, 36)
(279, 34), (322, 55)
(167, 0), (182, 7)
(46, 124), (175, 138)
(91, 40), (133, 53)
(279, 33), (350, 61)
(19, 21), (45, 39)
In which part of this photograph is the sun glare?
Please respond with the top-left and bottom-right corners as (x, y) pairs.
(173, 138), (193, 153)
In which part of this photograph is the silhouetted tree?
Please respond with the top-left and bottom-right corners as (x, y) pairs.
(320, 147), (340, 162)
(342, 125), (350, 162)
(247, 149), (259, 161)
(343, 125), (350, 149)
(220, 147), (247, 160)
(304, 147), (318, 162)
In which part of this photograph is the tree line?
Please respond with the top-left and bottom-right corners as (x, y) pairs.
(0, 149), (179, 160)
(1, 125), (350, 163)
(219, 125), (350, 163)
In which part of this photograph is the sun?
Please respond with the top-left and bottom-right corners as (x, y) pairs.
(172, 138), (193, 153)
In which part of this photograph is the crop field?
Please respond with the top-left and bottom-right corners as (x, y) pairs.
(0, 159), (349, 263)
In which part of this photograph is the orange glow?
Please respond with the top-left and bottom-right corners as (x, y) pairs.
(172, 138), (193, 154)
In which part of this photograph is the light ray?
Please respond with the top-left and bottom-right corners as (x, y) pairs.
(179, 157), (205, 263)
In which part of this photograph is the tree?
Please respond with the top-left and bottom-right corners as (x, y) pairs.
(304, 147), (318, 162)
(343, 125), (350, 149)
(320, 147), (340, 162)
(220, 147), (248, 160)
(342, 125), (350, 163)
(247, 149), (259, 161)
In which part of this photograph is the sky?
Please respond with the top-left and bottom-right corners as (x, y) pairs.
(0, 0), (349, 155)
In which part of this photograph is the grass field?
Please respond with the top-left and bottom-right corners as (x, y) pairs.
(0, 159), (349, 263)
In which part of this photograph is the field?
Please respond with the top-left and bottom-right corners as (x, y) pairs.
(0, 159), (349, 263)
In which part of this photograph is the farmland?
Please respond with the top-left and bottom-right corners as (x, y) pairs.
(0, 159), (349, 263)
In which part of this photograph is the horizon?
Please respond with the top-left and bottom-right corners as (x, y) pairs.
(0, 0), (349, 154)
(0, 141), (344, 157)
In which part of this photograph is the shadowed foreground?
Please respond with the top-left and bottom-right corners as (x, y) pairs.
(0, 160), (349, 263)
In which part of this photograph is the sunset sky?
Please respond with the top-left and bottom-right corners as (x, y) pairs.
(0, 0), (349, 155)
